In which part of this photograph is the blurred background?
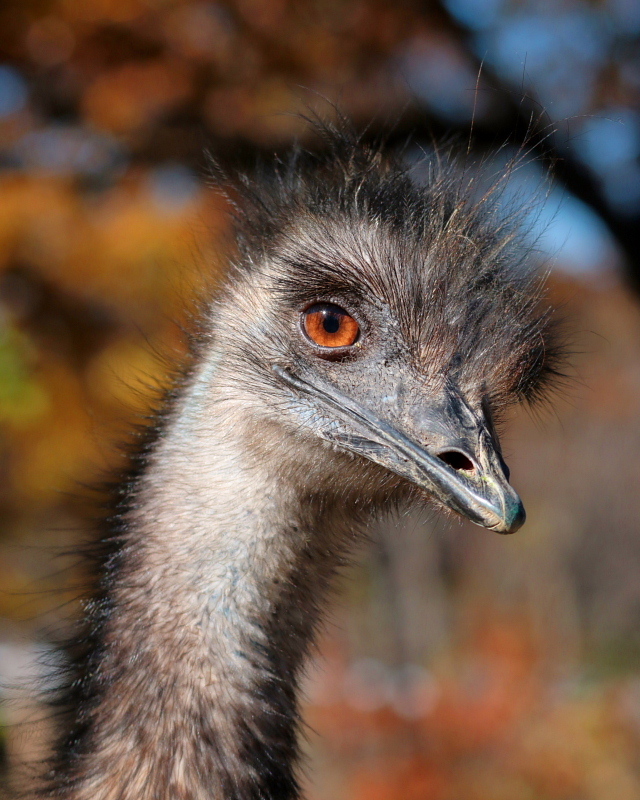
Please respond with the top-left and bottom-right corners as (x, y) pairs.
(0, 0), (639, 798)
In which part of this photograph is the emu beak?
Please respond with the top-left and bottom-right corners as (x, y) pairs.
(274, 366), (525, 534)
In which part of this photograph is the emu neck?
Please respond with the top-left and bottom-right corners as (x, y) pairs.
(54, 367), (352, 800)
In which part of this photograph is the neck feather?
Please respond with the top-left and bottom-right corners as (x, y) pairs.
(44, 361), (361, 800)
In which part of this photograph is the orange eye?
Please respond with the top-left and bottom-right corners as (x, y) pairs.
(302, 303), (360, 349)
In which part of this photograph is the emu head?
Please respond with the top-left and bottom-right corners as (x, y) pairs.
(207, 133), (559, 534)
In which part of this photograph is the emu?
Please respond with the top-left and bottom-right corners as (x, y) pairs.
(39, 128), (558, 799)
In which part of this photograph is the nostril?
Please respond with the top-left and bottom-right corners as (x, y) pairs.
(437, 450), (475, 473)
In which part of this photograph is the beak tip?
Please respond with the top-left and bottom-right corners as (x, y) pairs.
(495, 497), (526, 535)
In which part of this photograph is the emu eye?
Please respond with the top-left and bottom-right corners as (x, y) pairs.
(302, 303), (360, 349)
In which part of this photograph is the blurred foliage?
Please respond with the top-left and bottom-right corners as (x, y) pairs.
(0, 0), (639, 797)
(0, 322), (48, 426)
(304, 612), (640, 800)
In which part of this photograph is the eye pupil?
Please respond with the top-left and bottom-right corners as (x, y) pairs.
(323, 313), (340, 334)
